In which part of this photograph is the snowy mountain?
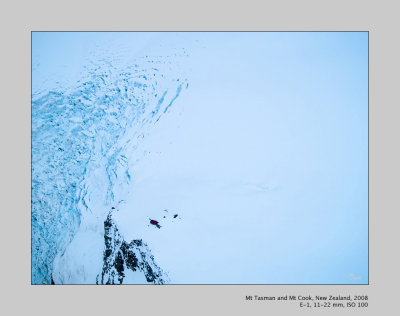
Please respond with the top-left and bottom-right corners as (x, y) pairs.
(97, 210), (168, 284)
(32, 33), (189, 284)
(32, 32), (368, 284)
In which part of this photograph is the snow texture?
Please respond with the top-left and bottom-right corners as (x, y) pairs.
(32, 32), (368, 284)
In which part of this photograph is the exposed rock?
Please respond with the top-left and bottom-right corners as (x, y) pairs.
(97, 212), (168, 284)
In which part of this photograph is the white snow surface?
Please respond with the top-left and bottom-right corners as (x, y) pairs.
(32, 32), (368, 284)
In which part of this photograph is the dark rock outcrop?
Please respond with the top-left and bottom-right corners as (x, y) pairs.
(97, 212), (168, 284)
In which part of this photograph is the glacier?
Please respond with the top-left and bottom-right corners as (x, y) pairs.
(32, 32), (368, 284)
(32, 33), (189, 284)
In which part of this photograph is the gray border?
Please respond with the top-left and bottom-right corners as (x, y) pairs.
(1, 0), (398, 314)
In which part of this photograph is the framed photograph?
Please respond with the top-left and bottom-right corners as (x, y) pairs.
(31, 31), (368, 285)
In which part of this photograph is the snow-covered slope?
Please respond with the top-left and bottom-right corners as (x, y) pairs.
(32, 32), (368, 284)
(32, 33), (190, 284)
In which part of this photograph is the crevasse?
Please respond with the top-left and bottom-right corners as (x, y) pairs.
(32, 53), (187, 284)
